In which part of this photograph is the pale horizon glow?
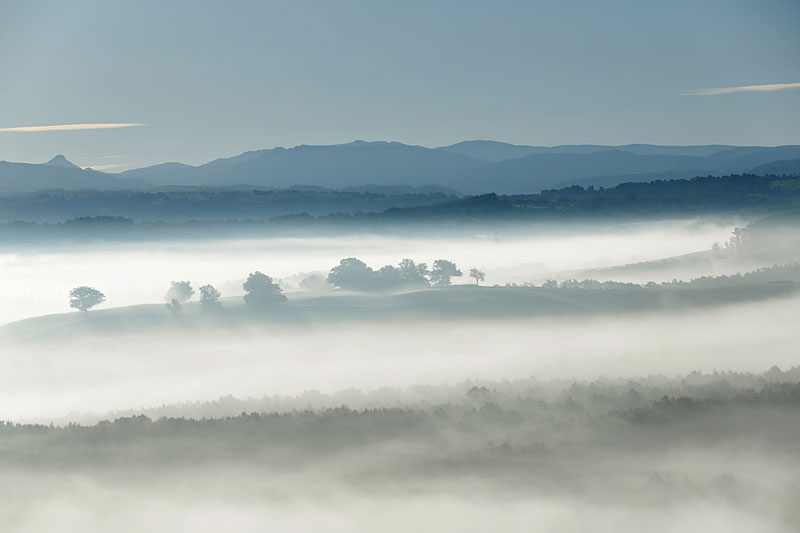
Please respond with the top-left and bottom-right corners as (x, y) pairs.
(0, 123), (148, 133)
(684, 82), (800, 96)
(82, 164), (124, 171)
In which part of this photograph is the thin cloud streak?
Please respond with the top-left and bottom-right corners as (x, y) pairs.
(683, 82), (800, 96)
(82, 164), (125, 171)
(0, 123), (147, 132)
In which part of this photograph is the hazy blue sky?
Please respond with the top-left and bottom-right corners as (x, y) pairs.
(1, 0), (798, 171)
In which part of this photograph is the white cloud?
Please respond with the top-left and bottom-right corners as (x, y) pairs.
(0, 123), (147, 132)
(683, 82), (800, 96)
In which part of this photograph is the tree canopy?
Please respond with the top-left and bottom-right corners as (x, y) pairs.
(69, 286), (106, 312)
(243, 271), (287, 307)
(430, 259), (462, 287)
(327, 257), (466, 291)
(165, 281), (194, 311)
(327, 258), (377, 291)
(469, 268), (485, 285)
(199, 284), (222, 310)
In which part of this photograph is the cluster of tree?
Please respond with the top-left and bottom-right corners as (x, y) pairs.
(68, 271), (286, 313)
(325, 257), (486, 291)
(656, 263), (800, 289)
(537, 263), (800, 291)
(539, 279), (642, 290)
(710, 226), (751, 259)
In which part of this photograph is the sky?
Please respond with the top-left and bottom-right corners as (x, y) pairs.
(0, 0), (798, 171)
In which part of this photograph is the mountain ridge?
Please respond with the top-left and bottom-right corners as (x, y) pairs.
(44, 154), (80, 169)
(3, 141), (800, 195)
(0, 160), (152, 193)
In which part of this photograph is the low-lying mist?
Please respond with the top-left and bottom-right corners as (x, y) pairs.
(0, 218), (738, 325)
(3, 366), (800, 532)
(3, 293), (798, 424)
(2, 215), (798, 532)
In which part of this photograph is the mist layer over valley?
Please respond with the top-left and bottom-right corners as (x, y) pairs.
(3, 366), (800, 532)
(1, 213), (799, 531)
(2, 292), (799, 423)
(1, 193), (799, 533)
(0, 218), (740, 325)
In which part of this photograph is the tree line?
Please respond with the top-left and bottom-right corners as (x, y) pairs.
(69, 270), (285, 313)
(68, 258), (486, 312)
(326, 257), (484, 291)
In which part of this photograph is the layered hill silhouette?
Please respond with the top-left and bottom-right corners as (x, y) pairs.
(3, 142), (800, 195)
(121, 141), (483, 188)
(436, 140), (737, 162)
(451, 144), (800, 193)
(0, 155), (151, 193)
(116, 141), (800, 193)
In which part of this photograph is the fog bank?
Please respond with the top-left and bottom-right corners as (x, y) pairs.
(2, 294), (798, 423)
(0, 219), (737, 325)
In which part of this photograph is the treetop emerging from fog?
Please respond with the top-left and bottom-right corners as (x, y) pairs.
(68, 286), (105, 313)
(326, 257), (468, 291)
(243, 271), (287, 307)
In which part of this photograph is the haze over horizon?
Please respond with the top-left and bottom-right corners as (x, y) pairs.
(1, 0), (798, 171)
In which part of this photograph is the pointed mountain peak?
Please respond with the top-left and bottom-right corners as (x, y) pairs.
(45, 155), (80, 168)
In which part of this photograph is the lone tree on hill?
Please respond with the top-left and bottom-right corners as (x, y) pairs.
(165, 281), (194, 312)
(469, 268), (486, 285)
(430, 259), (462, 287)
(199, 284), (222, 310)
(69, 286), (106, 313)
(243, 271), (287, 307)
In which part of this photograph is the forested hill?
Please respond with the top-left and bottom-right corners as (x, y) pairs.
(369, 173), (800, 221)
(0, 188), (455, 223)
(1, 174), (798, 241)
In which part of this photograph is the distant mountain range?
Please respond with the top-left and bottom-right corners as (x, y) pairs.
(0, 155), (151, 193)
(437, 140), (738, 162)
(2, 141), (799, 194)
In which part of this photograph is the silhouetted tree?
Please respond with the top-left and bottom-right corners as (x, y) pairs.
(327, 258), (376, 291)
(469, 268), (485, 285)
(199, 284), (222, 310)
(69, 286), (106, 312)
(725, 227), (751, 257)
(165, 281), (194, 311)
(243, 271), (287, 307)
(430, 259), (462, 287)
(397, 258), (430, 287)
(374, 265), (404, 289)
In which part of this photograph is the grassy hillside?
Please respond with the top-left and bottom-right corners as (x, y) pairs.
(4, 278), (798, 342)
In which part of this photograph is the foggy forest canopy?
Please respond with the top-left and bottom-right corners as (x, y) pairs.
(3, 367), (800, 532)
